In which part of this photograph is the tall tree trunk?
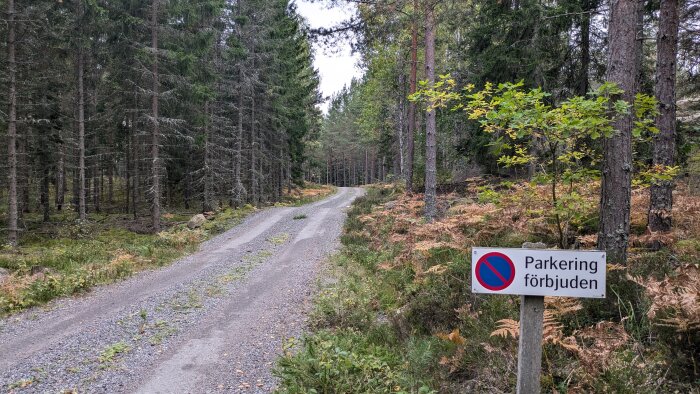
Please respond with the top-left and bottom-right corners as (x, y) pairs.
(184, 142), (191, 210)
(77, 42), (87, 221)
(93, 124), (101, 214)
(424, 4), (437, 221)
(6, 0), (18, 246)
(250, 90), (258, 205)
(132, 119), (139, 219)
(151, 0), (161, 232)
(648, 0), (679, 232)
(364, 149), (369, 184)
(578, 0), (592, 96)
(343, 154), (348, 186)
(635, 0), (646, 93)
(406, 0), (418, 193)
(203, 101), (213, 212)
(396, 60), (405, 178)
(107, 129), (114, 206)
(41, 157), (50, 222)
(19, 134), (29, 214)
(56, 136), (65, 211)
(126, 121), (131, 213)
(598, 0), (639, 263)
(234, 73), (245, 207)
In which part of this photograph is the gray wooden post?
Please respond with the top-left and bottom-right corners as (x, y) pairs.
(517, 242), (546, 394)
(516, 294), (544, 394)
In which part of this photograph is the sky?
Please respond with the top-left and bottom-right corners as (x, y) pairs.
(295, 0), (363, 113)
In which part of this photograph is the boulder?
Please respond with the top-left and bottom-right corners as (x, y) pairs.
(187, 214), (207, 229)
(30, 266), (57, 279)
(31, 266), (55, 275)
(0, 267), (9, 284)
(522, 241), (548, 249)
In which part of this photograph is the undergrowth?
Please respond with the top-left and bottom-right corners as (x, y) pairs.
(275, 181), (700, 393)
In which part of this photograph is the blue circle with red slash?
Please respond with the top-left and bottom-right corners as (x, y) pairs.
(475, 252), (515, 291)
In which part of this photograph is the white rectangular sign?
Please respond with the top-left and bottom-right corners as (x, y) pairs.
(471, 247), (606, 298)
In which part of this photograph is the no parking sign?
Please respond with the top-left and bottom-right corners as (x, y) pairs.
(472, 247), (607, 299)
(471, 246), (607, 393)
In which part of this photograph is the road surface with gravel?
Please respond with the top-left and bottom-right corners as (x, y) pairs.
(0, 187), (363, 393)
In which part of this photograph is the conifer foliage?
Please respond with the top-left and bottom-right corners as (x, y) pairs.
(0, 0), (319, 242)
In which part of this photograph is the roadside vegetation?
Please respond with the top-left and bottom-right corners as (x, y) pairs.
(276, 183), (700, 393)
(0, 183), (334, 316)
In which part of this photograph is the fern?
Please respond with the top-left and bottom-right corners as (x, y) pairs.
(490, 319), (519, 339)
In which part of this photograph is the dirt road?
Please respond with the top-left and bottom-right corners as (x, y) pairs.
(0, 187), (363, 393)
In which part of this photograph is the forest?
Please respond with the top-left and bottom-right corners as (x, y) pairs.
(1, 0), (320, 247)
(1, 0), (700, 392)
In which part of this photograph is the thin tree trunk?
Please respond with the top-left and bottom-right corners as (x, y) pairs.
(343, 154), (348, 186)
(364, 149), (369, 184)
(126, 121), (131, 213)
(649, 0), (679, 232)
(132, 122), (139, 219)
(406, 0), (418, 193)
(396, 62), (405, 178)
(203, 101), (213, 212)
(234, 73), (245, 206)
(19, 134), (28, 214)
(258, 128), (263, 202)
(41, 158), (50, 222)
(635, 0), (646, 93)
(151, 0), (161, 232)
(77, 40), (87, 221)
(56, 137), (65, 211)
(250, 90), (258, 205)
(578, 0), (592, 96)
(93, 127), (101, 214)
(184, 142), (191, 209)
(598, 0), (638, 263)
(6, 0), (18, 246)
(424, 4), (437, 221)
(108, 129), (114, 206)
(352, 159), (356, 186)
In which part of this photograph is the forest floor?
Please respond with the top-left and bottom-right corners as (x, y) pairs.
(275, 180), (700, 393)
(0, 184), (354, 393)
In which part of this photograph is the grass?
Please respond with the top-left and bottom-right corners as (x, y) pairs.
(0, 183), (336, 316)
(148, 320), (178, 345)
(293, 214), (307, 220)
(7, 378), (35, 390)
(268, 233), (290, 245)
(99, 341), (131, 364)
(275, 181), (700, 393)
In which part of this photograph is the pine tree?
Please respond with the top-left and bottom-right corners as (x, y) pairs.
(598, 0), (639, 263)
(649, 0), (680, 232)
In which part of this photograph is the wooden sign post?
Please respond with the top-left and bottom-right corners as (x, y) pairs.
(517, 295), (544, 393)
(472, 247), (606, 393)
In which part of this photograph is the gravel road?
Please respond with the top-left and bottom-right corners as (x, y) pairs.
(0, 187), (364, 394)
